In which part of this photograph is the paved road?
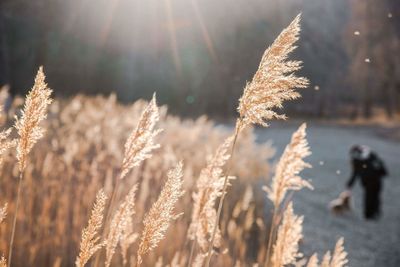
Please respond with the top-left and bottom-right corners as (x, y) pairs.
(255, 122), (400, 267)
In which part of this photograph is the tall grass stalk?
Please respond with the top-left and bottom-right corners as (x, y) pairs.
(7, 173), (22, 267)
(187, 239), (197, 267)
(204, 120), (242, 267)
(265, 205), (278, 267)
(8, 67), (52, 267)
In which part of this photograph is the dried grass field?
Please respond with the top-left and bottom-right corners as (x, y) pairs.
(0, 15), (354, 267)
(0, 93), (274, 266)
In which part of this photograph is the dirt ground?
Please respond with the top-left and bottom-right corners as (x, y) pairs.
(255, 121), (400, 267)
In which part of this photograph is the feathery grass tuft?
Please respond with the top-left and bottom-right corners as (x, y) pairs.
(0, 203), (7, 224)
(205, 15), (309, 266)
(330, 238), (348, 267)
(15, 66), (52, 172)
(76, 189), (108, 267)
(136, 162), (184, 266)
(0, 256), (6, 267)
(264, 123), (312, 208)
(0, 129), (15, 167)
(271, 202), (303, 267)
(320, 251), (331, 267)
(8, 66), (52, 267)
(238, 14), (308, 128)
(105, 184), (138, 267)
(306, 253), (319, 267)
(309, 237), (348, 267)
(188, 136), (234, 252)
(192, 253), (206, 267)
(120, 93), (161, 179)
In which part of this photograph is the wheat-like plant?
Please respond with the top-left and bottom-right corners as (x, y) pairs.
(306, 238), (348, 267)
(0, 104), (15, 167)
(120, 93), (161, 180)
(205, 15), (309, 266)
(0, 203), (6, 224)
(330, 238), (348, 267)
(96, 94), (161, 265)
(270, 202), (303, 267)
(15, 66), (53, 172)
(0, 204), (7, 267)
(306, 254), (319, 267)
(192, 253), (206, 267)
(105, 184), (138, 267)
(0, 256), (6, 267)
(264, 123), (312, 208)
(119, 187), (139, 265)
(188, 136), (234, 252)
(0, 129), (15, 167)
(136, 162), (184, 266)
(320, 251), (331, 267)
(238, 14), (308, 128)
(76, 189), (108, 267)
(120, 226), (138, 265)
(264, 123), (312, 266)
(8, 66), (52, 267)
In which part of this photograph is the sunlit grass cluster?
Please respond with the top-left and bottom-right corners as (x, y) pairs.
(0, 15), (347, 267)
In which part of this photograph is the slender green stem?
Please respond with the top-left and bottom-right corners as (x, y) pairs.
(204, 121), (242, 267)
(8, 173), (23, 267)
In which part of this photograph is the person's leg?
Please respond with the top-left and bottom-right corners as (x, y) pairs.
(364, 183), (381, 220)
(374, 182), (382, 218)
(364, 189), (374, 219)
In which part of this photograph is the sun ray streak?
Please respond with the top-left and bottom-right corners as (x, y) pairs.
(190, 0), (219, 64)
(99, 0), (120, 46)
(164, 0), (183, 78)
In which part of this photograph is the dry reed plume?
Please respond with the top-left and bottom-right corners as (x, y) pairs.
(264, 123), (312, 208)
(94, 93), (160, 266)
(76, 189), (108, 267)
(120, 93), (161, 180)
(238, 14), (308, 128)
(266, 124), (347, 267)
(206, 14), (309, 266)
(307, 254), (319, 267)
(329, 238), (348, 267)
(0, 257), (6, 267)
(120, 226), (138, 265)
(105, 184), (138, 267)
(136, 162), (184, 266)
(264, 123), (312, 266)
(188, 136), (234, 252)
(0, 205), (6, 267)
(270, 202), (303, 266)
(15, 66), (53, 172)
(0, 204), (6, 224)
(306, 238), (348, 267)
(0, 104), (15, 167)
(8, 66), (52, 267)
(0, 129), (14, 167)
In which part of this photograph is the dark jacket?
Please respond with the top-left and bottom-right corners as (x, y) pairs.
(347, 152), (388, 188)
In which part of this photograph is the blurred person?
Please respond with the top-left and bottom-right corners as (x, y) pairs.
(346, 145), (388, 220)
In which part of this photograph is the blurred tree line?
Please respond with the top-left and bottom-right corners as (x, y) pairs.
(0, 0), (399, 119)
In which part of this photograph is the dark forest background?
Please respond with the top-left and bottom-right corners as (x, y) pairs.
(0, 0), (399, 119)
